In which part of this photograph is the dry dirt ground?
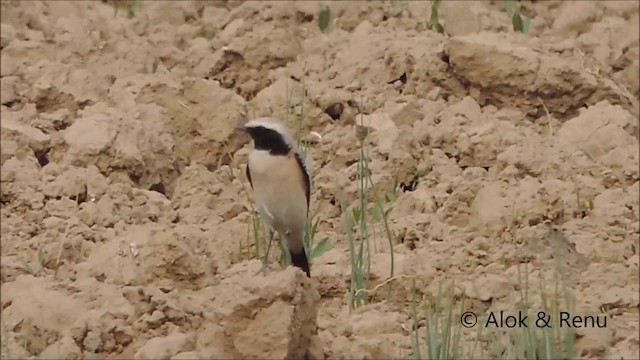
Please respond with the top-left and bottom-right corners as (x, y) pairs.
(1, 1), (639, 359)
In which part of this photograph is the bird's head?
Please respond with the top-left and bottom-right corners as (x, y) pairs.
(236, 117), (295, 155)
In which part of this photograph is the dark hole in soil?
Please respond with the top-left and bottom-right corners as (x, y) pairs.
(324, 103), (344, 121)
(149, 182), (166, 196)
(129, 173), (141, 184)
(34, 148), (50, 167)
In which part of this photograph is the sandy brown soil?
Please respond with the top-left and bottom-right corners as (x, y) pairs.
(1, 1), (639, 359)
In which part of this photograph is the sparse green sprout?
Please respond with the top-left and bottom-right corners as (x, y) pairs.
(410, 263), (583, 359)
(503, 0), (530, 33)
(427, 0), (445, 34)
(371, 200), (393, 222)
(318, 5), (331, 33)
(127, 0), (140, 19)
(385, 179), (399, 203)
(199, 29), (215, 40)
(21, 260), (35, 275)
(310, 237), (330, 259)
(512, 12), (524, 32)
(410, 279), (422, 360)
(37, 248), (45, 268)
(423, 281), (466, 360)
(278, 234), (291, 268)
(351, 205), (361, 226)
(338, 110), (397, 310)
(304, 202), (330, 262)
(580, 198), (594, 216)
(21, 248), (45, 276)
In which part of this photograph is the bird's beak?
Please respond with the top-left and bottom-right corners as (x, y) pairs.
(235, 124), (247, 132)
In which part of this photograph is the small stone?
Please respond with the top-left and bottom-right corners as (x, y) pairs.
(427, 87), (441, 101)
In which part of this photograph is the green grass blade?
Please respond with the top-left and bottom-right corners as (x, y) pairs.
(410, 279), (422, 360)
(503, 0), (514, 17)
(318, 6), (330, 32)
(512, 13), (524, 32)
(310, 237), (330, 259)
(127, 0), (140, 18)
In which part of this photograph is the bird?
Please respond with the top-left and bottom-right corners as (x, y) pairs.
(236, 117), (311, 277)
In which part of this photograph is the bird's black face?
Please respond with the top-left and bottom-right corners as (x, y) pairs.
(242, 125), (291, 155)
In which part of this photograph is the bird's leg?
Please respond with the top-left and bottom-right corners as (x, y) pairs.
(256, 228), (275, 276)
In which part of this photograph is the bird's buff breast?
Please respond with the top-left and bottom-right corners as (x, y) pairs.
(247, 151), (308, 234)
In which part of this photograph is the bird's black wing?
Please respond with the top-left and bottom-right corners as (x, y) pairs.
(294, 152), (311, 209)
(245, 164), (253, 189)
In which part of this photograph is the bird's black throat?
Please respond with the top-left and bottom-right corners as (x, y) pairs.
(246, 126), (291, 155)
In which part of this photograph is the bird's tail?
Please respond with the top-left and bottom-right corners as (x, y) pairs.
(290, 250), (310, 277)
